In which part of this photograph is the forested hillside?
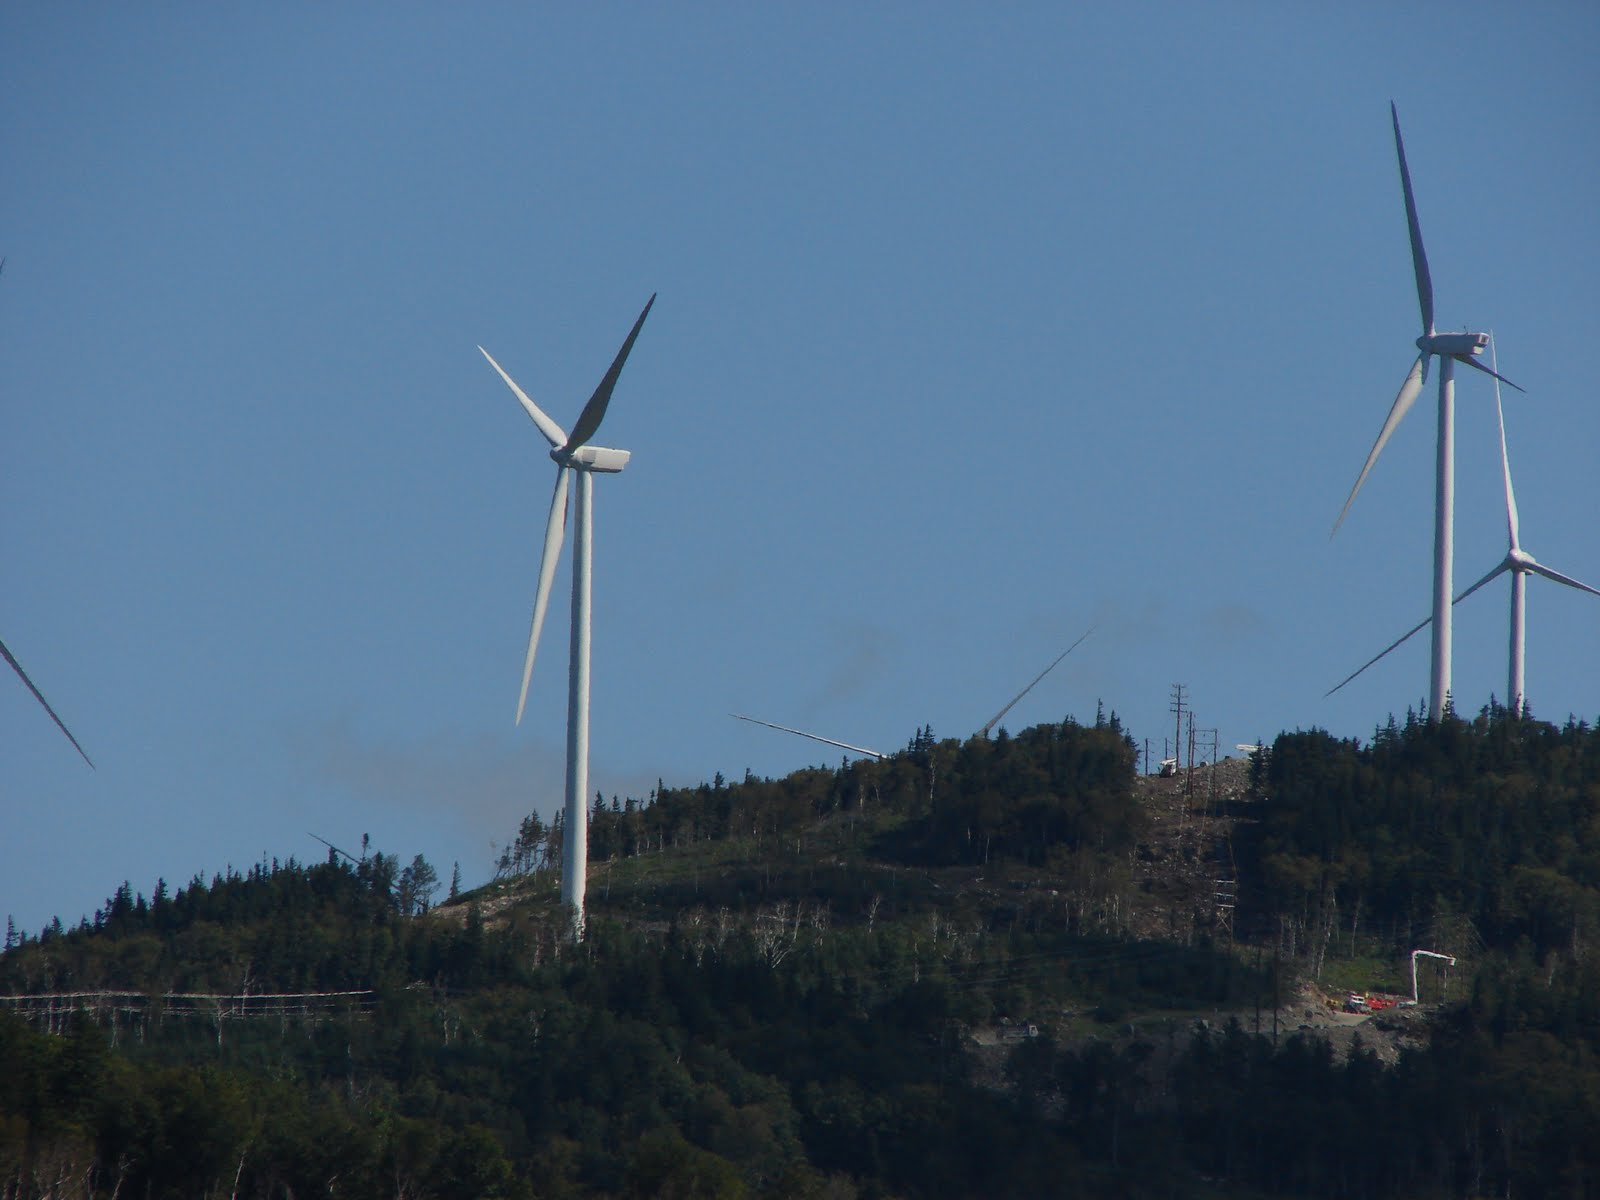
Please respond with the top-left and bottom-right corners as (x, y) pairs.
(3, 709), (1597, 1198)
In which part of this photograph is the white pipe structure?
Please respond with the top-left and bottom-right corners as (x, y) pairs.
(1327, 345), (1600, 711)
(479, 295), (655, 941)
(1332, 104), (1522, 721)
(1411, 949), (1456, 1004)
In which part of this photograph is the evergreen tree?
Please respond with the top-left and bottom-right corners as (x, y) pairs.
(397, 854), (439, 916)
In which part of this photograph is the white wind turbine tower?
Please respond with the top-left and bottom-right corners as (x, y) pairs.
(479, 294), (655, 941)
(1332, 103), (1523, 721)
(1328, 349), (1600, 713)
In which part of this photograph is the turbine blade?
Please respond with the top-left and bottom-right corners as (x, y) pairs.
(731, 713), (885, 760)
(1490, 339), (1520, 550)
(516, 468), (571, 725)
(1332, 354), (1426, 537)
(479, 346), (568, 449)
(1, 637), (93, 767)
(1455, 560), (1510, 605)
(563, 294), (656, 453)
(1455, 352), (1525, 394)
(1328, 553), (1510, 697)
(1391, 102), (1434, 336)
(308, 833), (359, 864)
(977, 627), (1094, 738)
(1527, 562), (1600, 600)
(1326, 613), (1433, 697)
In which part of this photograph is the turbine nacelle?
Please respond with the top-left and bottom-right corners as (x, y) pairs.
(554, 444), (631, 473)
(1418, 331), (1489, 359)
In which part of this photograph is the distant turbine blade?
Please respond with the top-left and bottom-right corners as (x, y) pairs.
(1455, 560), (1511, 605)
(1455, 352), (1525, 394)
(517, 467), (572, 724)
(0, 637), (93, 768)
(1328, 554), (1512, 698)
(1326, 613), (1434, 697)
(309, 833), (358, 864)
(731, 713), (885, 760)
(1332, 354), (1426, 537)
(977, 627), (1094, 738)
(564, 294), (656, 453)
(1490, 341), (1520, 550)
(1391, 102), (1434, 336)
(479, 346), (568, 449)
(1527, 562), (1600, 600)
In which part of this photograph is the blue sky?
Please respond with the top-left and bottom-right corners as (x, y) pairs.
(3, 4), (1596, 935)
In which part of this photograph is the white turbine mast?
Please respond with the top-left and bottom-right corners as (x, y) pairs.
(479, 293), (655, 941)
(1, 637), (93, 768)
(1328, 339), (1599, 711)
(1331, 103), (1523, 721)
(731, 713), (886, 760)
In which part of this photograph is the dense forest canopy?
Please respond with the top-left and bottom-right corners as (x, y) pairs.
(1247, 705), (1600, 965)
(2, 708), (1597, 1198)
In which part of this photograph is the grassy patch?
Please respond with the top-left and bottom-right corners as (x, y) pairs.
(1319, 953), (1407, 997)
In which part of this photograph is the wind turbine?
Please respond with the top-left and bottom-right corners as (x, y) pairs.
(1328, 349), (1598, 713)
(1331, 103), (1523, 721)
(479, 294), (655, 940)
(2, 637), (93, 767)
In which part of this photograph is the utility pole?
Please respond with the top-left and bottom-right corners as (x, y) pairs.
(1170, 684), (1187, 778)
(1214, 878), (1236, 942)
(1272, 924), (1281, 1046)
(1186, 711), (1197, 796)
(1253, 942), (1262, 1037)
(1198, 727), (1219, 814)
